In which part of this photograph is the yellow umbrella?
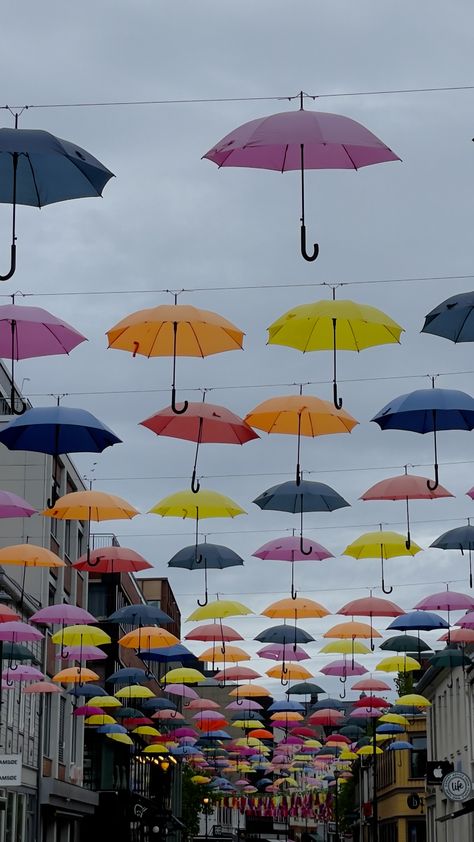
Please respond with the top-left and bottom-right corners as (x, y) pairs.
(88, 695), (122, 708)
(51, 625), (111, 647)
(115, 685), (155, 700)
(357, 745), (383, 756)
(52, 667), (98, 684)
(268, 297), (403, 408)
(161, 668), (206, 684)
(0, 544), (65, 568)
(43, 489), (139, 521)
(323, 620), (381, 663)
(269, 712), (304, 722)
(244, 393), (358, 485)
(119, 627), (179, 649)
(394, 693), (431, 707)
(304, 740), (322, 748)
(132, 726), (163, 737)
(376, 655), (421, 673)
(234, 737), (266, 748)
(343, 530), (422, 595)
(229, 684), (270, 698)
(143, 743), (170, 754)
(85, 714), (117, 726)
(107, 733), (134, 745)
(191, 775), (212, 784)
(339, 750), (358, 760)
(232, 720), (264, 730)
(262, 596), (329, 619)
(187, 599), (253, 622)
(107, 302), (244, 414)
(379, 713), (410, 726)
(197, 645), (250, 663)
(319, 640), (370, 655)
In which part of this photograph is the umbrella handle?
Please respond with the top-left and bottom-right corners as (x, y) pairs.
(382, 581), (393, 595)
(339, 675), (347, 685)
(171, 386), (188, 416)
(191, 469), (201, 494)
(300, 225), (319, 262)
(332, 382), (343, 411)
(47, 482), (60, 509)
(10, 385), (27, 416)
(427, 463), (439, 492)
(197, 592), (208, 608)
(299, 534), (312, 556)
(339, 685), (346, 700)
(0, 244), (16, 282)
(280, 676), (289, 687)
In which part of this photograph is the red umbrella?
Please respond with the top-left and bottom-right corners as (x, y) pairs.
(73, 546), (153, 574)
(309, 709), (344, 726)
(337, 594), (404, 651)
(351, 677), (392, 692)
(140, 400), (258, 493)
(215, 667), (261, 682)
(351, 696), (389, 709)
(361, 470), (452, 549)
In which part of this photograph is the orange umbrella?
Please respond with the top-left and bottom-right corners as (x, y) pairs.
(269, 712), (304, 721)
(119, 627), (179, 650)
(43, 489), (139, 521)
(0, 544), (65, 610)
(266, 663), (313, 682)
(107, 302), (244, 414)
(337, 595), (404, 650)
(229, 683), (270, 698)
(262, 596), (329, 619)
(197, 645), (250, 664)
(52, 667), (99, 684)
(250, 728), (273, 739)
(245, 392), (358, 485)
(323, 620), (382, 667)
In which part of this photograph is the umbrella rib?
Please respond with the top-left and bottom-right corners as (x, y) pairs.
(24, 154), (42, 208)
(189, 322), (206, 359)
(146, 321), (168, 358)
(454, 308), (474, 343)
(302, 317), (322, 353)
(341, 145), (359, 171)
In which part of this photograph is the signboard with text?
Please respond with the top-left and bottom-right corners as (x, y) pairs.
(0, 755), (21, 787)
(441, 771), (473, 802)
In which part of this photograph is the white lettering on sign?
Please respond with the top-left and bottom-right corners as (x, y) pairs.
(0, 755), (21, 787)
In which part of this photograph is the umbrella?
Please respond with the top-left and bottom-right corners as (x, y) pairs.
(343, 530), (422, 595)
(360, 468), (452, 549)
(106, 668), (148, 685)
(139, 644), (195, 665)
(320, 659), (367, 678)
(199, 645), (250, 664)
(0, 544), (64, 609)
(375, 656), (421, 673)
(255, 625), (314, 646)
(244, 392), (357, 486)
(163, 684), (199, 700)
(67, 685), (107, 699)
(169, 542), (244, 607)
(266, 664), (313, 682)
(229, 684), (270, 699)
(188, 699), (220, 711)
(141, 398), (258, 492)
(107, 604), (173, 625)
(0, 126), (113, 280)
(257, 644), (310, 662)
(61, 646), (106, 662)
(2, 665), (44, 684)
(215, 667), (261, 682)
(387, 611), (449, 632)
(203, 93), (398, 262)
(0, 490), (36, 518)
(0, 642), (39, 664)
(322, 621), (381, 667)
(253, 479), (349, 556)
(0, 406), (121, 505)
(115, 685), (155, 700)
(371, 384), (474, 491)
(286, 682), (325, 696)
(252, 534), (333, 599)
(439, 628), (474, 644)
(119, 627), (178, 650)
(262, 597), (329, 620)
(107, 301), (244, 414)
(337, 595), (404, 647)
(268, 293), (403, 408)
(161, 668), (205, 685)
(309, 709), (344, 727)
(421, 290), (474, 342)
(319, 640), (370, 655)
(51, 625), (111, 648)
(187, 599), (252, 623)
(73, 545), (152, 574)
(22, 681), (60, 695)
(31, 602), (97, 660)
(351, 677), (392, 692)
(414, 589), (474, 631)
(430, 522), (474, 588)
(380, 635), (431, 657)
(185, 623), (243, 643)
(53, 667), (99, 684)
(428, 647), (471, 688)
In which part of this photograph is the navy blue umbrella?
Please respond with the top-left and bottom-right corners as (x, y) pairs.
(422, 291), (474, 343)
(372, 385), (474, 490)
(253, 479), (349, 556)
(311, 698), (345, 711)
(139, 644), (195, 664)
(67, 684), (107, 698)
(0, 405), (121, 505)
(142, 698), (177, 711)
(106, 604), (172, 625)
(430, 523), (474, 587)
(387, 610), (449, 631)
(0, 126), (113, 280)
(106, 667), (148, 684)
(168, 542), (244, 607)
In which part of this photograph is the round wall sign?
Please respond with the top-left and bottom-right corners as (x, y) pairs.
(441, 771), (472, 802)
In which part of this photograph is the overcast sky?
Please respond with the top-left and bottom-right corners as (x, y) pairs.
(1, 0), (474, 696)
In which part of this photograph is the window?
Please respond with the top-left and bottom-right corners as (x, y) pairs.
(48, 583), (56, 606)
(147, 599), (161, 609)
(78, 527), (84, 559)
(410, 735), (427, 778)
(58, 697), (66, 764)
(88, 582), (109, 619)
(43, 694), (51, 757)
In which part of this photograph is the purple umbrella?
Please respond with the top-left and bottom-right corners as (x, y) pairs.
(61, 645), (107, 662)
(349, 707), (381, 719)
(320, 658), (368, 700)
(226, 700), (263, 711)
(257, 644), (310, 662)
(253, 535), (333, 599)
(0, 490), (37, 518)
(455, 612), (474, 629)
(414, 589), (474, 635)
(0, 302), (86, 414)
(203, 92), (399, 262)
(164, 684), (199, 700)
(0, 622), (43, 642)
(31, 604), (96, 626)
(2, 666), (44, 682)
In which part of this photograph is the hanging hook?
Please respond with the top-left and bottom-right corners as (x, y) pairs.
(280, 676), (289, 688)
(427, 463), (439, 492)
(291, 582), (298, 601)
(339, 675), (347, 685)
(299, 144), (319, 262)
(382, 579), (393, 595)
(333, 382), (343, 411)
(197, 591), (209, 608)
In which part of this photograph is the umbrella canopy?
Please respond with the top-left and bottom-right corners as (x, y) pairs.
(320, 660), (367, 677)
(376, 656), (421, 673)
(61, 646), (107, 662)
(115, 685), (155, 700)
(257, 644), (309, 662)
(244, 393), (357, 485)
(31, 604), (96, 625)
(53, 667), (99, 684)
(371, 386), (474, 491)
(380, 635), (431, 654)
(0, 622), (43, 643)
(106, 668), (148, 684)
(119, 627), (179, 650)
(422, 291), (474, 343)
(414, 590), (474, 613)
(198, 645), (250, 664)
(255, 625), (314, 645)
(139, 644), (195, 664)
(343, 531), (422, 595)
(107, 303), (244, 414)
(360, 471), (452, 549)
(141, 400), (258, 492)
(73, 545), (152, 574)
(439, 628), (474, 644)
(266, 664), (313, 681)
(187, 600), (253, 622)
(23, 681), (60, 694)
(388, 611), (449, 632)
(309, 709), (344, 726)
(215, 667), (261, 681)
(229, 684), (270, 699)
(428, 648), (471, 669)
(262, 597), (329, 620)
(430, 524), (474, 587)
(184, 623), (243, 643)
(151, 488), (245, 519)
(286, 682), (325, 696)
(51, 625), (111, 647)
(107, 604), (173, 625)
(164, 684), (199, 699)
(319, 640), (370, 655)
(0, 128), (113, 281)
(43, 490), (139, 521)
(253, 535), (333, 599)
(267, 296), (403, 408)
(162, 668), (205, 685)
(0, 642), (39, 663)
(169, 542), (244, 606)
(0, 544), (64, 568)
(203, 97), (398, 263)
(2, 666), (44, 682)
(0, 490), (37, 518)
(338, 595), (404, 618)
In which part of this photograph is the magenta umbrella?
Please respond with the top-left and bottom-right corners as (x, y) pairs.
(253, 535), (333, 599)
(0, 302), (86, 415)
(73, 705), (105, 717)
(456, 612), (474, 629)
(257, 644), (310, 662)
(226, 700), (263, 711)
(0, 490), (37, 518)
(31, 603), (97, 659)
(349, 707), (381, 719)
(320, 658), (367, 700)
(61, 645), (107, 662)
(415, 588), (474, 638)
(203, 92), (399, 262)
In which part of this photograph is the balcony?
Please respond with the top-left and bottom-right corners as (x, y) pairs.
(91, 533), (121, 549)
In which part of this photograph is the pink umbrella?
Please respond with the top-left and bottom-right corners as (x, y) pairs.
(170, 727), (198, 738)
(2, 666), (44, 682)
(164, 683), (199, 700)
(415, 589), (474, 632)
(152, 710), (184, 721)
(72, 705), (105, 717)
(192, 710), (224, 721)
(0, 303), (86, 415)
(203, 93), (399, 262)
(0, 490), (37, 518)
(361, 471), (453, 549)
(61, 645), (107, 662)
(349, 707), (381, 719)
(31, 604), (96, 625)
(253, 536), (332, 600)
(320, 659), (367, 677)
(455, 612), (474, 629)
(0, 622), (43, 642)
(73, 545), (153, 574)
(226, 700), (263, 711)
(257, 644), (310, 662)
(22, 681), (60, 694)
(187, 698), (220, 710)
(215, 667), (261, 681)
(351, 677), (392, 692)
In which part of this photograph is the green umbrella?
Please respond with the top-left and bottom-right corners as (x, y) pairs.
(428, 648), (471, 668)
(380, 634), (431, 654)
(1, 642), (40, 664)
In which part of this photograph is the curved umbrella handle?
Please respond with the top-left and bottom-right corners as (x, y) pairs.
(171, 387), (188, 416)
(0, 244), (17, 282)
(382, 580), (394, 595)
(197, 591), (208, 608)
(280, 676), (289, 687)
(235, 696), (244, 707)
(10, 385), (27, 416)
(333, 382), (343, 411)
(300, 534), (312, 556)
(6, 678), (13, 688)
(339, 684), (346, 700)
(405, 532), (411, 551)
(339, 675), (347, 684)
(47, 483), (60, 510)
(427, 463), (439, 492)
(191, 470), (201, 494)
(300, 224), (319, 263)
(291, 582), (298, 601)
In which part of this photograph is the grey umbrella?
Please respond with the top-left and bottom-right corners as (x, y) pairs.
(422, 291), (474, 343)
(168, 542), (244, 607)
(0, 125), (114, 279)
(430, 522), (474, 587)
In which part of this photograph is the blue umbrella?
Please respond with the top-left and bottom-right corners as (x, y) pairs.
(376, 723), (404, 734)
(387, 741), (413, 751)
(96, 724), (127, 734)
(139, 644), (195, 664)
(142, 698), (177, 711)
(0, 405), (121, 505)
(372, 385), (474, 490)
(430, 523), (474, 587)
(171, 745), (204, 757)
(106, 668), (148, 685)
(422, 291), (474, 343)
(115, 707), (146, 719)
(168, 542), (244, 607)
(311, 698), (345, 711)
(68, 684), (107, 698)
(268, 700), (305, 713)
(0, 126), (113, 280)
(388, 610), (449, 632)
(106, 604), (172, 625)
(253, 479), (349, 556)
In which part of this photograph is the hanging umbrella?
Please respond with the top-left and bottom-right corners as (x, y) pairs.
(188, 699), (220, 711)
(414, 589), (474, 631)
(257, 644), (310, 662)
(439, 628), (474, 644)
(337, 594), (404, 648)
(0, 406), (121, 505)
(106, 668), (148, 685)
(73, 545), (152, 574)
(61, 646), (106, 662)
(198, 645), (250, 664)
(22, 681), (60, 694)
(118, 627), (179, 650)
(31, 604), (96, 626)
(430, 522), (474, 587)
(229, 684), (270, 699)
(262, 596), (329, 619)
(107, 604), (173, 625)
(139, 644), (195, 665)
(360, 469), (452, 549)
(268, 293), (403, 408)
(253, 479), (349, 556)
(371, 384), (474, 491)
(187, 599), (253, 623)
(245, 392), (357, 485)
(107, 301), (244, 414)
(141, 398), (258, 492)
(380, 635), (431, 656)
(53, 667), (99, 684)
(322, 620), (382, 661)
(2, 665), (44, 683)
(343, 530), (422, 595)
(161, 668), (206, 685)
(319, 640), (370, 655)
(255, 625), (314, 645)
(309, 709), (344, 727)
(185, 623), (243, 643)
(375, 656), (421, 673)
(266, 664), (313, 682)
(0, 642), (39, 663)
(253, 534), (333, 599)
(169, 542), (244, 607)
(0, 490), (36, 518)
(351, 677), (392, 692)
(215, 667), (261, 682)
(203, 92), (399, 262)
(421, 290), (474, 342)
(163, 684), (199, 700)
(387, 610), (449, 632)
(51, 625), (111, 648)
(67, 685), (107, 699)
(115, 685), (155, 700)
(0, 544), (65, 610)
(320, 659), (367, 678)
(285, 682), (325, 696)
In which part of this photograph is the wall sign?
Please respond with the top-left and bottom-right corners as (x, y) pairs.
(0, 755), (21, 787)
(441, 771), (472, 802)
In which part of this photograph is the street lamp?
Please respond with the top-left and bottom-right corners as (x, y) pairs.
(202, 797), (210, 842)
